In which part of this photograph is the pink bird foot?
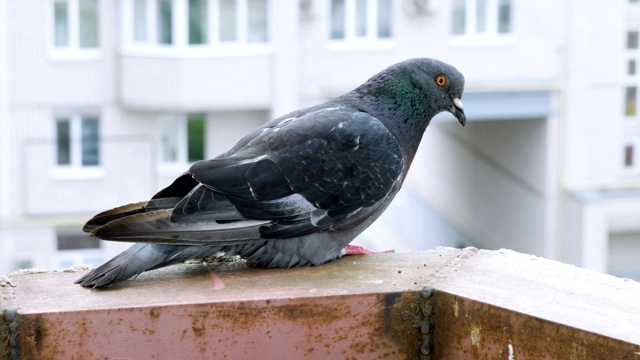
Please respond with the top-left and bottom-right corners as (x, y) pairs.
(343, 245), (395, 256)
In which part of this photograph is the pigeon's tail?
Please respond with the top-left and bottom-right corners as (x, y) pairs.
(75, 243), (223, 288)
(77, 206), (269, 288)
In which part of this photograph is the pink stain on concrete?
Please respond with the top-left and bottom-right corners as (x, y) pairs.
(208, 271), (225, 290)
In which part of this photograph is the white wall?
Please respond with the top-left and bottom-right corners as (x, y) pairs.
(0, 0), (10, 221)
(0, 227), (56, 272)
(120, 56), (273, 111)
(411, 119), (549, 255)
(561, 190), (640, 274)
(270, 2), (300, 117)
(207, 110), (269, 156)
(563, 0), (630, 189)
(6, 1), (117, 108)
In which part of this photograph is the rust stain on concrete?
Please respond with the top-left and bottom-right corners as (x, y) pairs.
(432, 292), (640, 360)
(9, 290), (436, 359)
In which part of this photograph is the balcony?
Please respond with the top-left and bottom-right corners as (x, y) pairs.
(2, 248), (639, 359)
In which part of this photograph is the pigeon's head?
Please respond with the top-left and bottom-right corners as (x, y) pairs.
(352, 58), (466, 130)
(400, 58), (466, 127)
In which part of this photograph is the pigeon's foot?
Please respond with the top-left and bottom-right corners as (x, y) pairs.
(343, 245), (395, 256)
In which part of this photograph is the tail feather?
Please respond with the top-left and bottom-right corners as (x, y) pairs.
(83, 201), (147, 232)
(91, 209), (270, 246)
(83, 197), (183, 232)
(75, 243), (223, 288)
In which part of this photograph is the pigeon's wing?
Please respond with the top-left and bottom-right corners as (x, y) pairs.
(188, 106), (405, 239)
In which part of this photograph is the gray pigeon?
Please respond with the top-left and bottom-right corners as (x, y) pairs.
(76, 58), (465, 288)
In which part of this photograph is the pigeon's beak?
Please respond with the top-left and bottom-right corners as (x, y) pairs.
(451, 97), (466, 127)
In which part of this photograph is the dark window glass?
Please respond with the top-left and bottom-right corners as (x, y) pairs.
(189, 0), (208, 44)
(247, 0), (268, 43)
(57, 228), (101, 250)
(625, 145), (635, 167)
(54, 1), (70, 47)
(626, 86), (637, 116)
(330, 0), (345, 39)
(497, 0), (511, 34)
(56, 119), (71, 165)
(79, 0), (99, 48)
(220, 0), (237, 41)
(187, 114), (206, 162)
(377, 0), (392, 38)
(81, 117), (99, 166)
(628, 30), (639, 49)
(452, 0), (466, 35)
(158, 0), (173, 44)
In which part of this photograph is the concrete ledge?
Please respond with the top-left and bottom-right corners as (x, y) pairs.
(2, 248), (640, 359)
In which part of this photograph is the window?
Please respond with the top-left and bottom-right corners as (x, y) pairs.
(54, 115), (100, 169)
(51, 0), (100, 57)
(628, 30), (639, 49)
(160, 114), (207, 167)
(621, 141), (640, 174)
(624, 144), (635, 168)
(187, 115), (206, 162)
(133, 0), (148, 41)
(247, 0), (268, 43)
(626, 86), (637, 116)
(14, 259), (34, 271)
(79, 0), (99, 47)
(330, 0), (392, 43)
(189, 0), (208, 44)
(57, 229), (101, 250)
(629, 60), (636, 75)
(54, 1), (70, 47)
(126, 0), (269, 51)
(219, 0), (269, 43)
(452, 0), (512, 38)
(158, 0), (173, 44)
(54, 227), (103, 269)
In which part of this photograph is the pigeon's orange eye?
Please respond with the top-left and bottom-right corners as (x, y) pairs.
(435, 75), (448, 87)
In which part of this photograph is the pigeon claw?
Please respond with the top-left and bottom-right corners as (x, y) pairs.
(343, 245), (395, 256)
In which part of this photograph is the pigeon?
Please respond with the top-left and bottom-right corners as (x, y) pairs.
(76, 58), (466, 288)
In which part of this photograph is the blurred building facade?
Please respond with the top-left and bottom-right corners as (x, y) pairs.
(0, 0), (639, 279)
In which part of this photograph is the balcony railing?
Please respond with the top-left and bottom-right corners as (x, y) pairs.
(2, 247), (640, 359)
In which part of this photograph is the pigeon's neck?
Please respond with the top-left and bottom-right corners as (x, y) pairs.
(345, 78), (438, 169)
